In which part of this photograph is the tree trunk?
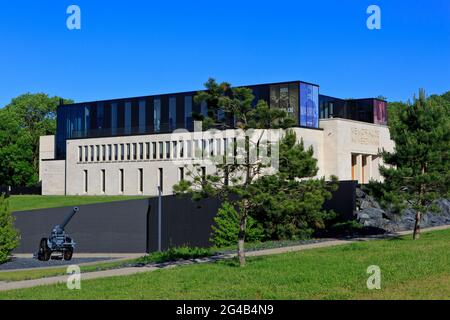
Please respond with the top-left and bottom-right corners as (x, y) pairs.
(237, 210), (248, 267)
(413, 211), (421, 240)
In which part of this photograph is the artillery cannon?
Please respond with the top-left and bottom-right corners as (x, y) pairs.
(37, 207), (79, 261)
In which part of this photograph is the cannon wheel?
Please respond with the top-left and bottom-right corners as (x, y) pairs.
(63, 248), (73, 261)
(37, 238), (51, 261)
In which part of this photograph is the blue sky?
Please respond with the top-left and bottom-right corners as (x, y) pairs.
(1, 0), (449, 106)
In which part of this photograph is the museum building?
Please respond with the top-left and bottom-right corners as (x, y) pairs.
(39, 80), (394, 196)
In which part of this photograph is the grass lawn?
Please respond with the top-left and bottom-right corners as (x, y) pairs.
(9, 195), (146, 212)
(0, 259), (137, 282)
(0, 229), (449, 300)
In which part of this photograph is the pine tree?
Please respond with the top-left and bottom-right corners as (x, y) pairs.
(379, 89), (450, 239)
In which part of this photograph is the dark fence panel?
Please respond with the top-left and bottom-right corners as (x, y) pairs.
(1, 186), (42, 195)
(322, 180), (357, 221)
(147, 196), (221, 252)
(13, 199), (151, 254)
(13, 181), (356, 254)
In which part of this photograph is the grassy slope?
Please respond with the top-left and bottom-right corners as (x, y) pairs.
(9, 195), (145, 212)
(1, 229), (449, 300)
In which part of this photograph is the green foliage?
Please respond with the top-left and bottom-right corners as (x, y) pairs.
(211, 202), (264, 247)
(135, 246), (214, 265)
(0, 93), (73, 187)
(0, 196), (20, 264)
(251, 130), (338, 240)
(379, 90), (450, 214)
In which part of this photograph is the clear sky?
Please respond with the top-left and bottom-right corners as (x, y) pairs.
(1, 0), (449, 107)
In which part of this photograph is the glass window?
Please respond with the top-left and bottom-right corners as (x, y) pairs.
(97, 102), (105, 130)
(84, 170), (88, 193)
(120, 144), (125, 161)
(127, 143), (131, 160)
(114, 144), (118, 161)
(125, 102), (132, 134)
(102, 145), (106, 161)
(184, 96), (192, 129)
(139, 100), (146, 133)
(158, 142), (163, 159)
(169, 97), (176, 131)
(138, 168), (143, 193)
(111, 102), (118, 135)
(152, 142), (157, 159)
(90, 145), (94, 162)
(179, 167), (184, 181)
(133, 143), (137, 160)
(101, 169), (106, 193)
(139, 143), (144, 160)
(119, 169), (124, 193)
(166, 141), (171, 159)
(78, 146), (83, 162)
(84, 146), (88, 162)
(108, 145), (112, 161)
(146, 142), (150, 159)
(154, 99), (161, 132)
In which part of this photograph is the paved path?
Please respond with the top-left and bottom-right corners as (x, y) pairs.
(1, 254), (143, 273)
(1, 225), (449, 292)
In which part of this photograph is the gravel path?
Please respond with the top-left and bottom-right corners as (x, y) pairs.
(0, 257), (113, 271)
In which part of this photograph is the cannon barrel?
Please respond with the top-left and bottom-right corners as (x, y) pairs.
(59, 207), (79, 230)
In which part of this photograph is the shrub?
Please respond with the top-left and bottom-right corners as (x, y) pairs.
(211, 202), (264, 248)
(0, 195), (20, 264)
(136, 246), (213, 265)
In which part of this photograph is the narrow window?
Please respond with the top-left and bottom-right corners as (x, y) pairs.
(114, 144), (119, 161)
(210, 139), (214, 156)
(90, 145), (94, 162)
(121, 144), (125, 161)
(96, 145), (100, 162)
(119, 169), (124, 193)
(166, 141), (171, 159)
(146, 142), (150, 159)
(127, 143), (131, 160)
(202, 140), (207, 158)
(102, 145), (106, 161)
(179, 141), (184, 158)
(83, 170), (88, 193)
(84, 146), (88, 162)
(179, 167), (184, 181)
(138, 168), (144, 193)
(108, 145), (112, 161)
(152, 142), (157, 159)
(78, 146), (83, 162)
(133, 143), (137, 160)
(158, 168), (163, 193)
(139, 143), (144, 160)
(159, 142), (163, 159)
(173, 141), (177, 159)
(101, 169), (106, 193)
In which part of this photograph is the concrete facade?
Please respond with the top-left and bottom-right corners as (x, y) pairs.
(39, 119), (394, 196)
